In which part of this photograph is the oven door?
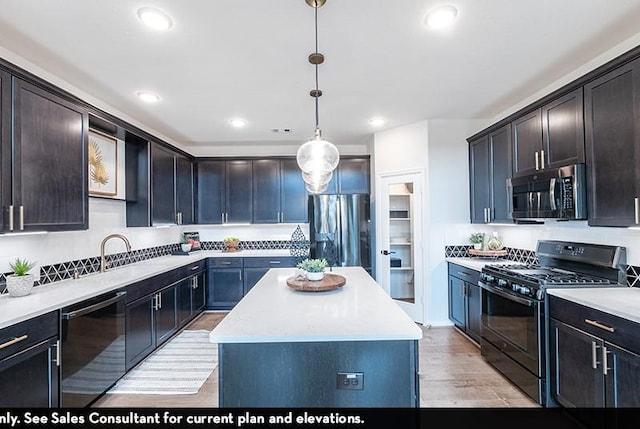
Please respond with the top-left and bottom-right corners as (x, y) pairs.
(479, 281), (543, 377)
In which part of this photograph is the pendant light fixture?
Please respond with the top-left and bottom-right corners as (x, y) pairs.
(296, 0), (340, 193)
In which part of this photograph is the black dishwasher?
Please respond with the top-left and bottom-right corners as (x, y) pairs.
(60, 289), (126, 407)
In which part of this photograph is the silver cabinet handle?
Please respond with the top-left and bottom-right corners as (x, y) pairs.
(19, 206), (24, 230)
(592, 341), (600, 370)
(53, 339), (61, 367)
(221, 213), (225, 223)
(540, 150), (545, 169)
(535, 151), (539, 170)
(190, 266), (199, 271)
(635, 198), (639, 224)
(0, 334), (28, 350)
(457, 271), (470, 277)
(603, 346), (611, 376)
(585, 319), (615, 333)
(269, 261), (281, 265)
(8, 205), (14, 230)
(220, 261), (232, 265)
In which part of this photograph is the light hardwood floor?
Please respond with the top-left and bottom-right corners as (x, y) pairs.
(93, 312), (539, 408)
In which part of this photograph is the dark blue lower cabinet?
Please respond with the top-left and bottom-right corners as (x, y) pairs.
(218, 340), (419, 407)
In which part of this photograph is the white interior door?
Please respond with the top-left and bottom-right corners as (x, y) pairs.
(376, 172), (423, 323)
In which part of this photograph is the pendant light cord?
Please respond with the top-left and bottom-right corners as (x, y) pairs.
(314, 2), (319, 129)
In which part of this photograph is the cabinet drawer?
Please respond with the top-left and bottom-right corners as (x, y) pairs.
(126, 271), (177, 303)
(208, 257), (243, 268)
(0, 311), (58, 361)
(243, 256), (296, 268)
(447, 263), (480, 284)
(177, 259), (207, 278)
(549, 295), (640, 354)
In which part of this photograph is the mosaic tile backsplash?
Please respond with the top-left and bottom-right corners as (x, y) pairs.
(3, 243), (639, 291)
(445, 245), (639, 287)
(0, 239), (309, 292)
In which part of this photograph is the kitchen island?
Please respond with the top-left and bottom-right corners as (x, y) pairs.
(209, 266), (422, 407)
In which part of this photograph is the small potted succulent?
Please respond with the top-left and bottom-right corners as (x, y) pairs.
(469, 233), (485, 250)
(6, 258), (36, 297)
(297, 258), (328, 281)
(223, 236), (240, 252)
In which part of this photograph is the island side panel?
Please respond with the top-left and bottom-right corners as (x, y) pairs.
(218, 340), (419, 407)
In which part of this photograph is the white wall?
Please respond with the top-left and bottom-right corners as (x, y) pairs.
(373, 119), (486, 327)
(0, 196), (309, 278)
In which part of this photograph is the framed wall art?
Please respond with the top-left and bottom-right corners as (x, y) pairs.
(88, 129), (118, 196)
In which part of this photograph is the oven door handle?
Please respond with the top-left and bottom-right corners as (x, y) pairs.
(479, 281), (535, 307)
(61, 291), (127, 320)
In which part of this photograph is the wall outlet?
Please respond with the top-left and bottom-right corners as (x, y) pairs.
(336, 372), (363, 390)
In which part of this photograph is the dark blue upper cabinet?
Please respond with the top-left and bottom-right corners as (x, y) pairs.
(336, 157), (370, 194)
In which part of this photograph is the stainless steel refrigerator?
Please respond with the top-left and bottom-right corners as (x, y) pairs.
(308, 194), (371, 272)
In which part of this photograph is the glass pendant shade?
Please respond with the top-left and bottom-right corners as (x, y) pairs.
(302, 170), (332, 186)
(296, 129), (340, 174)
(305, 181), (329, 194)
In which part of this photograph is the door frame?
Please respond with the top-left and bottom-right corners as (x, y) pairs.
(375, 170), (424, 323)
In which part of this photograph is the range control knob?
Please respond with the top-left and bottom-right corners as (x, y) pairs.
(520, 286), (531, 295)
(482, 274), (494, 282)
(498, 279), (508, 287)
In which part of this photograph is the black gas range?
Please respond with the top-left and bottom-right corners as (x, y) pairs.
(477, 240), (627, 406)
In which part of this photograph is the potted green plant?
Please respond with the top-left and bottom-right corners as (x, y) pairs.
(297, 258), (328, 281)
(6, 258), (36, 297)
(223, 236), (240, 252)
(469, 233), (485, 250)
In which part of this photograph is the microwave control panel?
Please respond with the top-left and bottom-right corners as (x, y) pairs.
(560, 177), (574, 210)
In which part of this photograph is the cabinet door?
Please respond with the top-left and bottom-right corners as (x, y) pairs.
(512, 109), (542, 177)
(550, 319), (604, 408)
(225, 160), (252, 223)
(243, 267), (269, 294)
(604, 342), (640, 407)
(176, 155), (194, 224)
(280, 159), (308, 223)
(488, 124), (512, 223)
(448, 276), (466, 329)
(12, 78), (88, 231)
(206, 268), (244, 310)
(125, 296), (155, 371)
(542, 88), (585, 169)
(151, 144), (176, 225)
(252, 159), (280, 223)
(337, 158), (370, 194)
(192, 271), (206, 313)
(584, 58), (640, 227)
(155, 285), (178, 346)
(177, 278), (193, 327)
(0, 70), (9, 227)
(469, 135), (490, 223)
(465, 282), (482, 344)
(196, 160), (224, 224)
(0, 339), (57, 407)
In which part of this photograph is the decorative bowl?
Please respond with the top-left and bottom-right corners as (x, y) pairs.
(181, 243), (192, 252)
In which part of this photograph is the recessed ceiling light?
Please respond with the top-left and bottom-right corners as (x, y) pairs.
(229, 118), (248, 128)
(137, 7), (173, 31)
(136, 91), (161, 103)
(368, 117), (387, 127)
(424, 5), (458, 30)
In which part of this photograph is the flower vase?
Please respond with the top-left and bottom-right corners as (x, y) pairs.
(305, 271), (325, 281)
(6, 274), (35, 297)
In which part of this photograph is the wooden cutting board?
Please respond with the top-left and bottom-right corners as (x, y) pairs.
(286, 273), (346, 292)
(469, 249), (507, 257)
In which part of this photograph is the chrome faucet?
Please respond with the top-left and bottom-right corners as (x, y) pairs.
(100, 234), (132, 273)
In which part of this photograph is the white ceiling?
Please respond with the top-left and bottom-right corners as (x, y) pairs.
(1, 0), (640, 150)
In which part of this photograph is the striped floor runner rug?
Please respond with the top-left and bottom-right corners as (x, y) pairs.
(108, 330), (218, 395)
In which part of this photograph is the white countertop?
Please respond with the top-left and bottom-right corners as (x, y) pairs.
(0, 249), (294, 329)
(446, 257), (513, 272)
(547, 287), (640, 325)
(209, 266), (423, 344)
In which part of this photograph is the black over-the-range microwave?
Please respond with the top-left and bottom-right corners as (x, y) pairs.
(508, 163), (587, 221)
